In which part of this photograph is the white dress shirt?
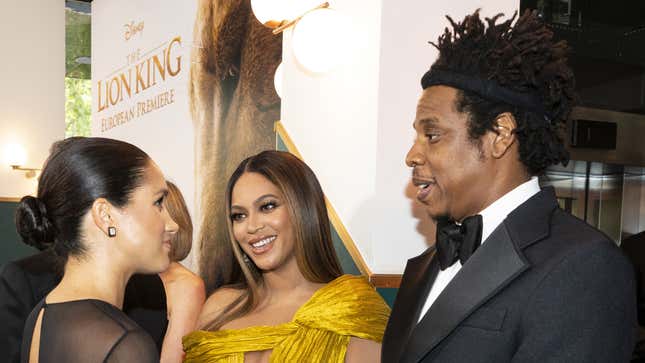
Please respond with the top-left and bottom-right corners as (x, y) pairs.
(417, 177), (541, 323)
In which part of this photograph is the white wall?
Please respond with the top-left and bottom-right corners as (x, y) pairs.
(281, 0), (382, 268)
(282, 0), (517, 273)
(0, 0), (65, 199)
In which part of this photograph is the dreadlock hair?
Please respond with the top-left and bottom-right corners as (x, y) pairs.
(428, 9), (575, 175)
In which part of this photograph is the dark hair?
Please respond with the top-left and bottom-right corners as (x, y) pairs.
(203, 150), (342, 330)
(15, 137), (151, 258)
(427, 10), (575, 175)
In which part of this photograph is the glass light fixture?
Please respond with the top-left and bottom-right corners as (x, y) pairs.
(274, 62), (283, 98)
(250, 0), (293, 28)
(251, 1), (350, 74)
(252, 0), (331, 34)
(4, 142), (40, 178)
(4, 142), (27, 167)
(286, 0), (327, 21)
(292, 8), (348, 73)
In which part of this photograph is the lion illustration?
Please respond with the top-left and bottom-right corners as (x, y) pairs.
(189, 0), (282, 292)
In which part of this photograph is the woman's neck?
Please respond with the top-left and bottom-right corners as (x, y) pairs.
(48, 254), (132, 309)
(260, 258), (321, 301)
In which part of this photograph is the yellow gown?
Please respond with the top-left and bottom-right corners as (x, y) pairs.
(183, 275), (391, 362)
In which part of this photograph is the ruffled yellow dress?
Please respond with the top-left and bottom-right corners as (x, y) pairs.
(183, 275), (391, 362)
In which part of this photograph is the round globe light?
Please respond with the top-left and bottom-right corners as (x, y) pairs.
(4, 142), (27, 167)
(288, 0), (327, 19)
(292, 8), (348, 73)
(251, 0), (292, 28)
(274, 62), (283, 98)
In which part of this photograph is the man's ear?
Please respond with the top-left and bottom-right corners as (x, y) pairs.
(490, 112), (517, 159)
(91, 198), (114, 237)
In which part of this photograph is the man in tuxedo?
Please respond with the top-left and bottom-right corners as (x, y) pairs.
(382, 10), (636, 363)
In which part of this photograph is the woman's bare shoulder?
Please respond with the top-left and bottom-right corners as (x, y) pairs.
(205, 286), (244, 309)
(197, 286), (245, 328)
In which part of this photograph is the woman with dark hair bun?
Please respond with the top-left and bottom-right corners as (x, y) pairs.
(18, 137), (179, 363)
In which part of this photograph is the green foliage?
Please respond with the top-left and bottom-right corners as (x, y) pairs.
(65, 6), (91, 137)
(65, 77), (91, 137)
(66, 8), (91, 79)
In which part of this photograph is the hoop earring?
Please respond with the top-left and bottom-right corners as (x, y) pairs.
(108, 226), (117, 237)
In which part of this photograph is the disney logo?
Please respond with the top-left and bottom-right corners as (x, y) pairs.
(124, 21), (144, 41)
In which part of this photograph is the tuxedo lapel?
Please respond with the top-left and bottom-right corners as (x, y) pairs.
(401, 223), (529, 363)
(383, 248), (440, 363)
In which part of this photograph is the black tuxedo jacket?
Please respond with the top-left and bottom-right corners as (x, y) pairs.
(622, 231), (645, 326)
(0, 250), (168, 363)
(382, 188), (637, 363)
(621, 231), (645, 361)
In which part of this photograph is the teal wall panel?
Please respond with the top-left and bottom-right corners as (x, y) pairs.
(331, 223), (361, 276)
(377, 288), (398, 308)
(0, 201), (37, 266)
(276, 136), (288, 155)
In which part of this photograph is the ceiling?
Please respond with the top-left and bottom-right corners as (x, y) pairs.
(521, 0), (645, 115)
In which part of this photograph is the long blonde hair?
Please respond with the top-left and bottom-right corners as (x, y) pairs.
(202, 150), (342, 330)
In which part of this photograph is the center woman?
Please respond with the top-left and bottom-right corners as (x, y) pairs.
(184, 150), (390, 362)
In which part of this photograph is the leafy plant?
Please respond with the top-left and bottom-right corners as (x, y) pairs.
(65, 77), (91, 137)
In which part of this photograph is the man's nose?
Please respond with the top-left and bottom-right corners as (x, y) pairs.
(406, 142), (424, 168)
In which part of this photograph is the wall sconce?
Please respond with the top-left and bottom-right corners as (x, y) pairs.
(11, 165), (40, 179)
(252, 0), (349, 74)
(4, 142), (40, 179)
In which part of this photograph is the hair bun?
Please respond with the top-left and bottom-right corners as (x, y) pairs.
(15, 196), (56, 250)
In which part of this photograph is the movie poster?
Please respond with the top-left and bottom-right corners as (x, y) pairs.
(91, 0), (281, 287)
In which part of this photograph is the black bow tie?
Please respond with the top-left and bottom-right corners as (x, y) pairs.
(435, 215), (483, 270)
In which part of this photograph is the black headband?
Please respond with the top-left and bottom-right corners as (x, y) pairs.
(421, 68), (553, 121)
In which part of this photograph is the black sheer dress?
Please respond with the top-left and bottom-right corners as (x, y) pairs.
(21, 298), (158, 363)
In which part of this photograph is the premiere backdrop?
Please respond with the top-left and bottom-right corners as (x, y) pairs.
(91, 0), (198, 268)
(91, 0), (281, 290)
(91, 0), (517, 290)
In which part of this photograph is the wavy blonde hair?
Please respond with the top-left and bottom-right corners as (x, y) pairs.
(165, 181), (193, 261)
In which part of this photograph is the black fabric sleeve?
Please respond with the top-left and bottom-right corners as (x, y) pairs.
(511, 240), (637, 362)
(105, 328), (160, 363)
(0, 262), (34, 363)
(123, 274), (168, 351)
